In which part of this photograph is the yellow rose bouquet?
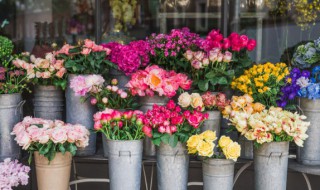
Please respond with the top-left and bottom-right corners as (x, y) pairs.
(187, 130), (241, 161)
(231, 62), (289, 108)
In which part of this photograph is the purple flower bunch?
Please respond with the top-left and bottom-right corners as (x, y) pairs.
(102, 40), (151, 75)
(0, 158), (30, 189)
(277, 68), (310, 107)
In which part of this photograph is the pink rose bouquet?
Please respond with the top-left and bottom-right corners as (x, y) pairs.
(70, 74), (105, 96)
(13, 52), (67, 89)
(93, 109), (145, 140)
(147, 27), (202, 73)
(126, 65), (192, 98)
(0, 158), (30, 190)
(11, 117), (90, 162)
(141, 100), (208, 147)
(55, 39), (115, 75)
(102, 40), (151, 75)
(185, 48), (234, 91)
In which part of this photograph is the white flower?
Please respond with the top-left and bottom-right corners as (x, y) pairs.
(296, 77), (310, 88)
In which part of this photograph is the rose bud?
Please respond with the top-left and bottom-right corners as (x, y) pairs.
(90, 98), (97, 105)
(118, 121), (124, 128)
(170, 125), (177, 133)
(111, 78), (118, 85)
(136, 118), (143, 126)
(111, 86), (119, 92)
(94, 121), (102, 130)
(158, 126), (166, 133)
(106, 85), (112, 90)
(120, 92), (128, 98)
(223, 51), (232, 63)
(184, 50), (193, 60)
(202, 57), (210, 67)
(102, 97), (108, 104)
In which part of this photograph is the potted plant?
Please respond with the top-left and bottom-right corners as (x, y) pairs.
(223, 94), (310, 190)
(142, 100), (207, 190)
(0, 36), (28, 161)
(13, 52), (67, 120)
(0, 158), (30, 190)
(187, 131), (241, 190)
(56, 39), (114, 156)
(11, 116), (90, 190)
(93, 109), (144, 190)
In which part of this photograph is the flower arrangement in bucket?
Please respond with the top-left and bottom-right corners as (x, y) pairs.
(55, 39), (115, 75)
(13, 52), (67, 89)
(141, 100), (208, 147)
(126, 65), (192, 98)
(0, 158), (30, 190)
(231, 62), (289, 108)
(11, 116), (90, 163)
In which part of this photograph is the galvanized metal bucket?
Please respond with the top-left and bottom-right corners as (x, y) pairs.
(157, 142), (189, 190)
(297, 98), (320, 165)
(0, 93), (25, 161)
(201, 110), (221, 134)
(139, 95), (168, 157)
(239, 136), (254, 159)
(66, 74), (97, 156)
(109, 68), (130, 89)
(107, 139), (143, 190)
(254, 142), (289, 190)
(202, 159), (235, 190)
(102, 134), (108, 157)
(33, 85), (64, 121)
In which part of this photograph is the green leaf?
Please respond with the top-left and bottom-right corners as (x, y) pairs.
(161, 133), (170, 144)
(169, 134), (178, 148)
(152, 138), (161, 146)
(198, 80), (209, 91)
(39, 141), (52, 155)
(58, 144), (66, 154)
(209, 78), (219, 85)
(205, 71), (216, 79)
(218, 77), (228, 85)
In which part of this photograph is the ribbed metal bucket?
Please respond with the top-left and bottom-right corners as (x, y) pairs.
(239, 136), (254, 159)
(66, 74), (97, 156)
(34, 152), (72, 190)
(33, 85), (64, 121)
(297, 98), (320, 165)
(157, 142), (189, 190)
(254, 142), (289, 190)
(107, 139), (143, 190)
(139, 95), (169, 157)
(109, 68), (130, 89)
(201, 110), (221, 134)
(0, 93), (25, 161)
(203, 159), (235, 190)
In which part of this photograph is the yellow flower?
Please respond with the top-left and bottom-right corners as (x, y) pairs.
(190, 93), (204, 109)
(200, 130), (217, 142)
(218, 135), (233, 148)
(197, 140), (214, 157)
(187, 135), (202, 153)
(253, 102), (266, 112)
(258, 89), (264, 93)
(222, 142), (241, 161)
(287, 78), (292, 83)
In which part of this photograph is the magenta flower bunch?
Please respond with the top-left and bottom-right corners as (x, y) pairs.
(0, 159), (30, 190)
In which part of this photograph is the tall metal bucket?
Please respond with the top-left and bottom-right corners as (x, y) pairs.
(157, 142), (189, 190)
(107, 139), (143, 190)
(254, 142), (289, 190)
(201, 110), (221, 134)
(202, 159), (235, 190)
(66, 74), (97, 156)
(138, 95), (168, 157)
(239, 136), (254, 159)
(0, 93), (25, 161)
(297, 98), (320, 165)
(33, 85), (64, 121)
(109, 68), (130, 89)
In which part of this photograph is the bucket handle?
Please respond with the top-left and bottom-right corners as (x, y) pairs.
(15, 100), (26, 118)
(119, 151), (132, 163)
(267, 152), (283, 165)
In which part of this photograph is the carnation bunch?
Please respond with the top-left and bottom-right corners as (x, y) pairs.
(231, 62), (289, 108)
(13, 52), (67, 89)
(142, 100), (208, 147)
(0, 159), (30, 190)
(103, 40), (150, 75)
(70, 74), (105, 96)
(11, 117), (90, 162)
(90, 78), (139, 110)
(187, 131), (241, 161)
(126, 65), (192, 98)
(184, 48), (234, 91)
(55, 39), (115, 75)
(147, 27), (202, 73)
(93, 109), (144, 140)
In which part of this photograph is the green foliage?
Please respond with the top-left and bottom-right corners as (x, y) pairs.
(0, 35), (13, 63)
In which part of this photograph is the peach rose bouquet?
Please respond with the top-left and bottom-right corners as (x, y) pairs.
(11, 117), (90, 163)
(187, 130), (241, 161)
(13, 52), (67, 89)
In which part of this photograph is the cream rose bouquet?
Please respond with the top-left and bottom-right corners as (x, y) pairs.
(187, 130), (241, 161)
(11, 117), (90, 163)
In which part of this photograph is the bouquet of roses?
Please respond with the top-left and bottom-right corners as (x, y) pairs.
(93, 109), (144, 140)
(13, 52), (67, 89)
(231, 62), (289, 108)
(126, 65), (192, 98)
(147, 27), (202, 73)
(184, 48), (234, 91)
(11, 117), (90, 163)
(187, 131), (241, 161)
(70, 74), (105, 97)
(141, 100), (208, 147)
(178, 91), (230, 111)
(0, 158), (30, 190)
(102, 40), (150, 75)
(55, 39), (115, 75)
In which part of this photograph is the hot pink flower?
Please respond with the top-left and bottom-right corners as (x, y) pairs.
(247, 39), (256, 51)
(143, 126), (152, 137)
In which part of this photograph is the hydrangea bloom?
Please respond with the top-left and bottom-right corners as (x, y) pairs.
(0, 159), (30, 190)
